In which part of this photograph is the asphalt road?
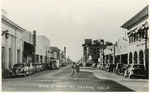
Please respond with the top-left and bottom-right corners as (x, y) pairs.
(2, 65), (134, 92)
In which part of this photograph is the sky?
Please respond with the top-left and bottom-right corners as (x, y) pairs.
(2, 0), (148, 61)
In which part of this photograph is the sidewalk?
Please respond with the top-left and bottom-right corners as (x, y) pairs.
(80, 67), (149, 92)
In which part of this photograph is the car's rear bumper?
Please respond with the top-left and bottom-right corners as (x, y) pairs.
(15, 72), (24, 76)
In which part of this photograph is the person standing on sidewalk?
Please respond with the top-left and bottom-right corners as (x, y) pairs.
(71, 62), (78, 78)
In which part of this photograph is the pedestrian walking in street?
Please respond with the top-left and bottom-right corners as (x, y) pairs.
(71, 62), (78, 79)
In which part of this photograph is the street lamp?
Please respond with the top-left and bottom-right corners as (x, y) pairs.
(1, 30), (9, 39)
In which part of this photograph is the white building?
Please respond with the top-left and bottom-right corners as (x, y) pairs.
(35, 35), (50, 63)
(2, 10), (25, 70)
(121, 6), (149, 73)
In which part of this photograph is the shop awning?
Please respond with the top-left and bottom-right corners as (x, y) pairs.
(138, 22), (148, 33)
(132, 27), (139, 34)
(127, 28), (137, 36)
(141, 22), (148, 30)
(128, 21), (149, 36)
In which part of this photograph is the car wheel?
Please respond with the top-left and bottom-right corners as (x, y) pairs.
(15, 70), (19, 77)
(28, 71), (31, 75)
(129, 75), (134, 79)
(24, 72), (26, 77)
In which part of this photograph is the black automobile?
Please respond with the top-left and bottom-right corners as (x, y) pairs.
(108, 64), (116, 72)
(12, 63), (30, 77)
(101, 64), (106, 70)
(124, 64), (146, 79)
(104, 63), (116, 72)
(32, 63), (40, 72)
(79, 63), (83, 67)
(114, 63), (123, 75)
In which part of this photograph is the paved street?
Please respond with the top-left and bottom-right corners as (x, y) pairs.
(2, 65), (148, 92)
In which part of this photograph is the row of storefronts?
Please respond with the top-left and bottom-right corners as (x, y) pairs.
(1, 9), (67, 71)
(83, 6), (149, 73)
(100, 5), (149, 73)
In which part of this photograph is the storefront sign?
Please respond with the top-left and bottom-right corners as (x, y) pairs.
(137, 43), (145, 47)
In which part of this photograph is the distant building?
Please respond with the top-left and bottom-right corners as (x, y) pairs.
(82, 39), (105, 64)
(99, 41), (113, 64)
(82, 39), (92, 62)
(104, 45), (114, 64)
(50, 47), (61, 60)
(35, 35), (50, 63)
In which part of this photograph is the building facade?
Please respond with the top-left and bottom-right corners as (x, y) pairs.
(23, 30), (35, 63)
(104, 45), (114, 64)
(50, 47), (61, 60)
(35, 35), (50, 63)
(2, 11), (25, 70)
(121, 6), (149, 74)
(115, 37), (128, 64)
(82, 39), (105, 65)
(82, 39), (92, 62)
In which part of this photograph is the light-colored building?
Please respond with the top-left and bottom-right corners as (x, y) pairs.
(35, 35), (50, 63)
(104, 45), (114, 64)
(115, 37), (128, 64)
(50, 47), (61, 59)
(121, 6), (149, 73)
(2, 10), (25, 70)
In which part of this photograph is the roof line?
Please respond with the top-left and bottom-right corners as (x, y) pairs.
(121, 5), (148, 29)
(2, 15), (25, 32)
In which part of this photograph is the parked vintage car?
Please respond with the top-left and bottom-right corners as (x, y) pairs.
(79, 63), (83, 67)
(32, 63), (41, 72)
(124, 64), (146, 79)
(105, 63), (116, 72)
(27, 63), (35, 74)
(97, 63), (102, 69)
(86, 60), (92, 67)
(104, 63), (109, 71)
(121, 64), (129, 75)
(12, 63), (30, 77)
(100, 64), (106, 70)
(91, 63), (96, 68)
(41, 63), (47, 70)
(113, 63), (123, 75)
(38, 63), (43, 71)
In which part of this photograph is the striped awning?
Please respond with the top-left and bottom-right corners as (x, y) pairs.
(141, 22), (149, 30)
(127, 27), (137, 36)
(132, 27), (139, 34)
(128, 21), (149, 36)
(138, 22), (149, 33)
